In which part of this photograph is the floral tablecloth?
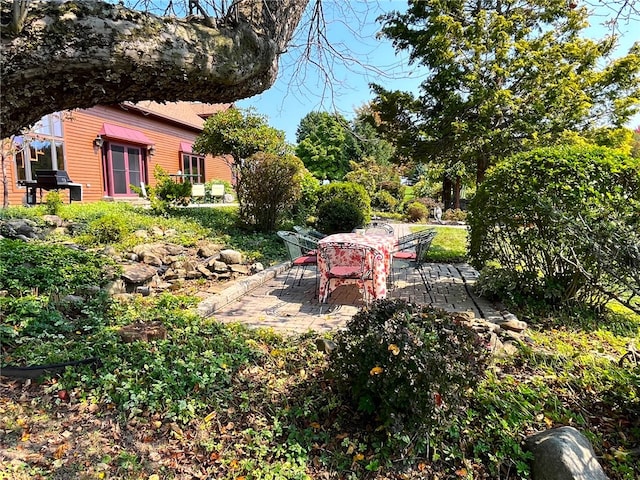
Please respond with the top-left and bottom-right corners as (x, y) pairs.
(317, 233), (396, 303)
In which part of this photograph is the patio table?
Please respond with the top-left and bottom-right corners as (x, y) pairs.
(317, 232), (396, 303)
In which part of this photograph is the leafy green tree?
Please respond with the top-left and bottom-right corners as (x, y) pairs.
(194, 107), (285, 167)
(373, 0), (640, 188)
(295, 111), (353, 180)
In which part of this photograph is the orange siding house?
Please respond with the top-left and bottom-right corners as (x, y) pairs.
(4, 101), (233, 206)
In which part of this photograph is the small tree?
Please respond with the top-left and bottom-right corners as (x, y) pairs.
(236, 152), (305, 232)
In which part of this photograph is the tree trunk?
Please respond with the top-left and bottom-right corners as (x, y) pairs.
(0, 0), (309, 137)
(476, 156), (490, 184)
(442, 175), (452, 210)
(454, 175), (461, 210)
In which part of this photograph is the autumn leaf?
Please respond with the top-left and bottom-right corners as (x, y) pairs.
(353, 453), (365, 462)
(388, 344), (400, 355)
(455, 468), (468, 476)
(54, 443), (68, 459)
(229, 459), (239, 470)
(310, 422), (321, 430)
(370, 366), (384, 375)
(203, 411), (217, 423)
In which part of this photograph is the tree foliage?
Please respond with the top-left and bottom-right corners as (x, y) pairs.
(236, 151), (305, 232)
(373, 0), (640, 184)
(295, 111), (353, 180)
(468, 145), (640, 313)
(194, 107), (285, 165)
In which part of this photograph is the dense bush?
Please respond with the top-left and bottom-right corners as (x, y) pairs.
(443, 208), (467, 222)
(405, 201), (428, 222)
(378, 180), (405, 202)
(318, 182), (371, 215)
(315, 181), (371, 232)
(44, 191), (63, 215)
(315, 199), (365, 234)
(372, 190), (398, 212)
(328, 299), (489, 433)
(86, 213), (131, 244)
(468, 145), (640, 312)
(236, 152), (306, 232)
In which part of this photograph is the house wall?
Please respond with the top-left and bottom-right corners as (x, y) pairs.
(3, 105), (233, 207)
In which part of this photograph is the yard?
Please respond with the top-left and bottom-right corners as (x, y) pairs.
(0, 203), (638, 479)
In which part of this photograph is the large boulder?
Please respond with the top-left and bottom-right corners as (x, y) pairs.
(524, 426), (607, 480)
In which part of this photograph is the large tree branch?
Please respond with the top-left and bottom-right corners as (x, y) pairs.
(0, 0), (309, 137)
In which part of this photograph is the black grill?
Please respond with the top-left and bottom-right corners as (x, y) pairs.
(19, 170), (82, 204)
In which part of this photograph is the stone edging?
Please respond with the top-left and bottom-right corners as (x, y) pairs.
(196, 262), (291, 317)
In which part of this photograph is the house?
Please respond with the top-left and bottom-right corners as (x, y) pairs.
(3, 101), (234, 206)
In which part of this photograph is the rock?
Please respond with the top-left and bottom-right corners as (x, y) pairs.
(124, 253), (139, 262)
(315, 338), (336, 354)
(119, 321), (167, 343)
(164, 228), (177, 237)
(211, 260), (229, 273)
(102, 246), (118, 257)
(223, 193), (234, 203)
(150, 226), (165, 237)
(143, 254), (164, 267)
(525, 426), (607, 480)
(196, 265), (215, 278)
(498, 315), (528, 332)
(198, 243), (222, 258)
(42, 215), (63, 227)
(219, 249), (242, 264)
(251, 262), (265, 274)
(104, 279), (127, 295)
(230, 264), (250, 275)
(121, 264), (158, 284)
(135, 286), (151, 296)
(164, 244), (184, 256)
(133, 229), (149, 239)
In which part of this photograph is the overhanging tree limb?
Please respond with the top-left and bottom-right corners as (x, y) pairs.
(0, 0), (309, 137)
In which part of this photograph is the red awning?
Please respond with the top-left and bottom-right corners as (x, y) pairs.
(99, 123), (153, 145)
(179, 141), (193, 153)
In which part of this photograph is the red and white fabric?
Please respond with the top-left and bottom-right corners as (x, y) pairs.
(318, 233), (396, 303)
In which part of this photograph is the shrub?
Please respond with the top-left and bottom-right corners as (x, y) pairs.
(372, 190), (398, 212)
(143, 166), (192, 211)
(315, 199), (365, 234)
(443, 208), (467, 222)
(318, 181), (371, 216)
(468, 145), (640, 311)
(378, 180), (405, 201)
(44, 191), (63, 215)
(85, 214), (130, 244)
(236, 152), (305, 232)
(328, 299), (489, 433)
(405, 201), (428, 222)
(290, 169), (321, 224)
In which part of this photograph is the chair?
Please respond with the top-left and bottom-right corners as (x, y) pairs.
(210, 184), (225, 202)
(191, 184), (206, 202)
(293, 225), (327, 239)
(319, 242), (377, 303)
(391, 229), (436, 289)
(354, 221), (394, 236)
(277, 231), (318, 290)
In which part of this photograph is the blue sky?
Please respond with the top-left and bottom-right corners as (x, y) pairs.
(237, 1), (640, 144)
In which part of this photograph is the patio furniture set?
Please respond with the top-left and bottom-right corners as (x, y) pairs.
(278, 223), (436, 304)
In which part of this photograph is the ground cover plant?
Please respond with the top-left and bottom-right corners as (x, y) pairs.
(1, 203), (639, 479)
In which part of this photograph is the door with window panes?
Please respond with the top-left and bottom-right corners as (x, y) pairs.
(108, 144), (142, 195)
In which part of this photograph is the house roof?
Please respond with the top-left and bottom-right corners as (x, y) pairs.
(121, 101), (232, 130)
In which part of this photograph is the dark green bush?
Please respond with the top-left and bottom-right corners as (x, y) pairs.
(315, 199), (365, 234)
(468, 145), (640, 311)
(405, 201), (428, 222)
(236, 152), (305, 232)
(317, 181), (371, 219)
(378, 180), (405, 201)
(328, 299), (489, 433)
(372, 190), (398, 212)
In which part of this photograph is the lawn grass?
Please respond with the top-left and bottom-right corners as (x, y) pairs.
(413, 225), (468, 263)
(1, 204), (638, 479)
